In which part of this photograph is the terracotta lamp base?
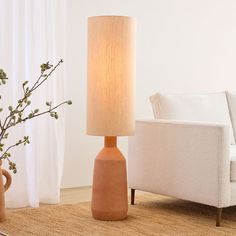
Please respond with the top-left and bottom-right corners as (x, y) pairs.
(91, 136), (128, 221)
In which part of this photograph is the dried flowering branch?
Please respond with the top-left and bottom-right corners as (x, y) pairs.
(0, 59), (72, 173)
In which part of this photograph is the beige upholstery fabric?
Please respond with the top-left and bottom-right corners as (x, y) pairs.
(226, 91), (236, 143)
(231, 182), (236, 205)
(128, 119), (231, 208)
(230, 145), (236, 182)
(150, 92), (235, 144)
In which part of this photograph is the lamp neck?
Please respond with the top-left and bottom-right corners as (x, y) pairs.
(104, 136), (117, 147)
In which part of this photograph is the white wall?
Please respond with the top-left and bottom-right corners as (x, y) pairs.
(61, 0), (236, 188)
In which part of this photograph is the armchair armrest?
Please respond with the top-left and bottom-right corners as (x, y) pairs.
(128, 119), (231, 207)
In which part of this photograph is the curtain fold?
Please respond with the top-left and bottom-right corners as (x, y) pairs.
(0, 0), (66, 207)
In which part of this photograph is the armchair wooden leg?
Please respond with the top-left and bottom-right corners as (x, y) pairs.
(216, 208), (222, 227)
(131, 189), (135, 205)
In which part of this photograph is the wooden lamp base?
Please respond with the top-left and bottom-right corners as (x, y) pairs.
(91, 136), (128, 221)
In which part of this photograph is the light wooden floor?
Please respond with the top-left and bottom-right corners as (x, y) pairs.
(60, 187), (144, 205)
(8, 187), (142, 210)
(60, 186), (92, 204)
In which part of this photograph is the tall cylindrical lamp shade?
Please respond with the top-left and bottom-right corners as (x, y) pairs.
(87, 16), (135, 136)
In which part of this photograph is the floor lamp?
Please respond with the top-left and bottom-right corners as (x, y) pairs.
(87, 16), (136, 220)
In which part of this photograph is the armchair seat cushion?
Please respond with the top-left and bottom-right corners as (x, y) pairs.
(230, 145), (236, 182)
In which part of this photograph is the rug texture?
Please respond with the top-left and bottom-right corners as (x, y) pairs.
(0, 193), (236, 236)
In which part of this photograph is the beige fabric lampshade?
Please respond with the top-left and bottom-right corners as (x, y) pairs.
(87, 16), (136, 136)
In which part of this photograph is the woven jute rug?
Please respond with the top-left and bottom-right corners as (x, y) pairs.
(0, 193), (236, 236)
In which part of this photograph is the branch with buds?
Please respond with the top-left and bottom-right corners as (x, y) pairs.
(0, 59), (72, 173)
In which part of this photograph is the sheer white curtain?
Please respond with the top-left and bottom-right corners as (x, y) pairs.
(0, 0), (66, 207)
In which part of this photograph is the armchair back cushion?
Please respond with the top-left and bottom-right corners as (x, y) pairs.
(226, 91), (236, 143)
(150, 92), (235, 144)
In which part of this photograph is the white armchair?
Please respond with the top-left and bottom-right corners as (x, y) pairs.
(128, 92), (236, 226)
